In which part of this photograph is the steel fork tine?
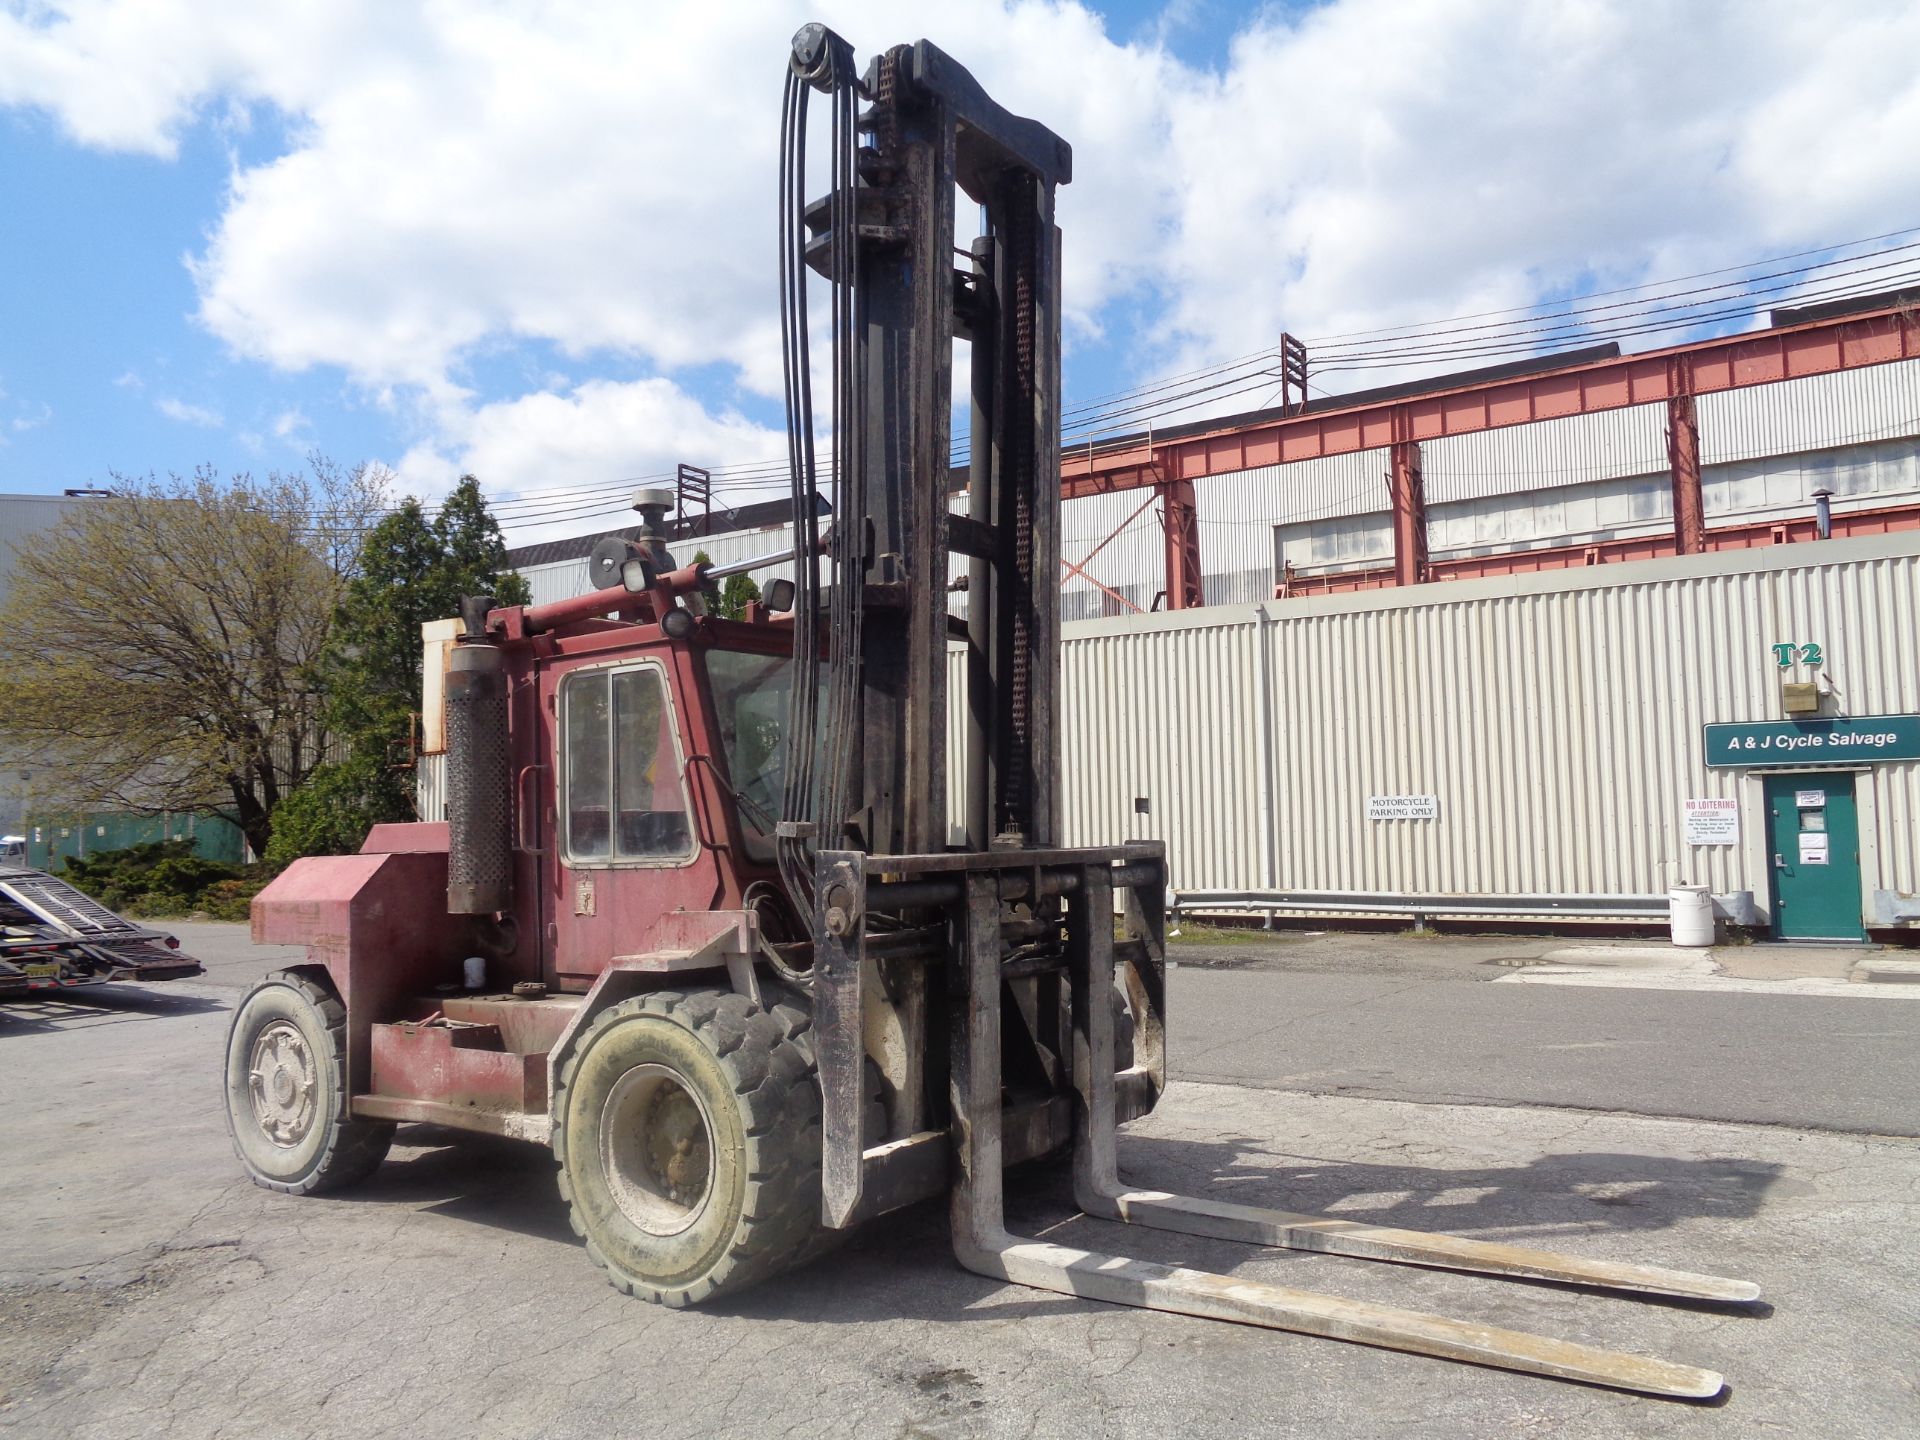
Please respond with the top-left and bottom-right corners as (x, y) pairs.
(1071, 865), (1759, 1305)
(949, 867), (1727, 1399)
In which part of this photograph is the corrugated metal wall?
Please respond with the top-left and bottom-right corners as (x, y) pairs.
(1043, 532), (1920, 915)
(1060, 489), (1164, 619)
(1699, 357), (1920, 463)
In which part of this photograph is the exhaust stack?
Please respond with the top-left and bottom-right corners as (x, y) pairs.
(446, 596), (511, 915)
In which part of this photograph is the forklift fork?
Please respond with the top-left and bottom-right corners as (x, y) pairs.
(947, 864), (1757, 1400)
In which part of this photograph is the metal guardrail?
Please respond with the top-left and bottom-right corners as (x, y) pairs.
(1172, 889), (1672, 921)
(1174, 889), (1765, 926)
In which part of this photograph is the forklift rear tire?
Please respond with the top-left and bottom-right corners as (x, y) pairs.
(223, 970), (394, 1195)
(552, 988), (823, 1307)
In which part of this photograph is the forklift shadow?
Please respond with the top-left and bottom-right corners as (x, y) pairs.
(338, 1125), (1781, 1325)
(1108, 1130), (1787, 1244)
(0, 985), (227, 1035)
(359, 1126), (577, 1246)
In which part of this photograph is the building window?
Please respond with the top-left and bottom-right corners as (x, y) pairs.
(560, 664), (696, 866)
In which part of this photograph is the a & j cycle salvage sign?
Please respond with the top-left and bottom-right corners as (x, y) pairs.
(1703, 714), (1920, 768)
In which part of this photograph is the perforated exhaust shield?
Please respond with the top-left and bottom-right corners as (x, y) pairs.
(446, 640), (511, 914)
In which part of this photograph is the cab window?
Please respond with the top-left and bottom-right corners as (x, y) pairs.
(560, 664), (694, 864)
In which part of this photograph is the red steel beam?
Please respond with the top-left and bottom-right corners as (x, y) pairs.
(1666, 391), (1705, 554)
(1063, 304), (1919, 498)
(1387, 434), (1427, 586)
(1159, 476), (1205, 608)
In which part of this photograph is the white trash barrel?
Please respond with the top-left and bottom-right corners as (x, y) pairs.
(1668, 885), (1715, 947)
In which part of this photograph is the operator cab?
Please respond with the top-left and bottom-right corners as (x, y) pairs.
(522, 609), (802, 990)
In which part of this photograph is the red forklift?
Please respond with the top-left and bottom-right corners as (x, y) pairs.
(229, 24), (1758, 1396)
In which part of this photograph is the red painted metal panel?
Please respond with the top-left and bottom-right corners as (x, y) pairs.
(361, 821), (450, 854)
(250, 850), (474, 1095)
(370, 1022), (546, 1111)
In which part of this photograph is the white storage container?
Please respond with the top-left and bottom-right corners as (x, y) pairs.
(1668, 885), (1715, 947)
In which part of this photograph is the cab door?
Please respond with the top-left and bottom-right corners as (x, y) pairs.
(547, 657), (712, 982)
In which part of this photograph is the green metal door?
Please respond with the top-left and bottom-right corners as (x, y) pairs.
(1763, 775), (1865, 941)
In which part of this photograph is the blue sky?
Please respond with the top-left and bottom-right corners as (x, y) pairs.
(2, 1), (1917, 539)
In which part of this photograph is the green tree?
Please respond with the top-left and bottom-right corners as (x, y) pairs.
(692, 549), (762, 621)
(269, 476), (529, 863)
(0, 462), (386, 857)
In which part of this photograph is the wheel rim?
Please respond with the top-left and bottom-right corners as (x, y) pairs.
(600, 1063), (716, 1237)
(248, 1019), (319, 1147)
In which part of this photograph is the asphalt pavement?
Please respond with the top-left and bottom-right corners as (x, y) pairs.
(2, 922), (1916, 1438)
(1165, 961), (1920, 1136)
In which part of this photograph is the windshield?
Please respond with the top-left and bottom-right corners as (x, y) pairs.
(706, 649), (794, 864)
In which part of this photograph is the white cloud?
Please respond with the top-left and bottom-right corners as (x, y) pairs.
(155, 396), (222, 427)
(1156, 0), (1920, 381)
(393, 376), (788, 540)
(6, 0), (1920, 510)
(270, 406), (309, 440)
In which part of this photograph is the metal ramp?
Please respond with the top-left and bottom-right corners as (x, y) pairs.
(0, 867), (202, 990)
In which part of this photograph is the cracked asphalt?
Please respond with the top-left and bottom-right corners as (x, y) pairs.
(2, 923), (1916, 1438)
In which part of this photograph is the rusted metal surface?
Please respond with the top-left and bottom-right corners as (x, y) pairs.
(369, 1019), (546, 1113)
(1387, 436), (1427, 586)
(1666, 357), (1706, 555)
(437, 994), (579, 1057)
(1159, 476), (1205, 609)
(813, 849), (867, 1227)
(351, 1093), (551, 1144)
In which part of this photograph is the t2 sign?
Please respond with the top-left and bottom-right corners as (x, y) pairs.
(1771, 642), (1823, 668)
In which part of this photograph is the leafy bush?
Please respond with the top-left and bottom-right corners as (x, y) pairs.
(58, 837), (271, 920)
(264, 755), (408, 867)
(198, 876), (273, 922)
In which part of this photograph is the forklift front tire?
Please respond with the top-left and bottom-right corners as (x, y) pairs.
(552, 988), (823, 1306)
(223, 971), (393, 1195)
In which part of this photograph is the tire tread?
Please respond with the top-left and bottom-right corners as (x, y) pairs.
(225, 969), (393, 1196)
(551, 986), (823, 1306)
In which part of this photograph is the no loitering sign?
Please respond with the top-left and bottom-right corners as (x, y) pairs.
(1682, 798), (1739, 845)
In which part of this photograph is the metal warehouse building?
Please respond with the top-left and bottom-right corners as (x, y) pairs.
(494, 293), (1920, 940)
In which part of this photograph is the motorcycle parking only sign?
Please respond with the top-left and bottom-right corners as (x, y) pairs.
(1367, 794), (1438, 821)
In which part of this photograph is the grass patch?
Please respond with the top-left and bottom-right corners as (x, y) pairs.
(1169, 922), (1299, 947)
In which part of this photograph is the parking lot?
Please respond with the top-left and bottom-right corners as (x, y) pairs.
(3, 923), (1917, 1438)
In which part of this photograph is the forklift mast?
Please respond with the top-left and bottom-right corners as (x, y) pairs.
(774, 25), (1068, 871)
